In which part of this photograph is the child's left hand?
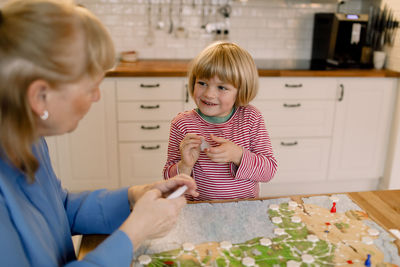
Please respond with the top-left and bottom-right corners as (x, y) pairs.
(205, 134), (243, 166)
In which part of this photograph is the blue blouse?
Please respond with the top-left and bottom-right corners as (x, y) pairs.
(0, 139), (133, 266)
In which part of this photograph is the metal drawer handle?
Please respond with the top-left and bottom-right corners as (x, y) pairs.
(283, 103), (301, 108)
(141, 145), (160, 150)
(140, 83), (160, 88)
(338, 84), (344, 102)
(141, 125), (160, 130)
(140, 104), (160, 109)
(280, 141), (298, 146)
(285, 83), (303, 88)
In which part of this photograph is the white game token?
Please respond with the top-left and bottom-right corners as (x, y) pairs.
(252, 248), (261, 256)
(329, 196), (339, 202)
(259, 238), (272, 246)
(220, 241), (232, 250)
(368, 228), (380, 236)
(182, 242), (195, 251)
(274, 228), (286, 235)
(167, 185), (188, 199)
(307, 234), (319, 242)
(138, 255), (152, 265)
(200, 138), (210, 151)
(291, 216), (302, 223)
(272, 217), (283, 224)
(301, 254), (315, 263)
(287, 260), (301, 267)
(242, 257), (255, 266)
(288, 201), (298, 209)
(362, 236), (374, 245)
(269, 204), (279, 211)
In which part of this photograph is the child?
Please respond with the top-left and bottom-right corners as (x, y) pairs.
(163, 42), (277, 201)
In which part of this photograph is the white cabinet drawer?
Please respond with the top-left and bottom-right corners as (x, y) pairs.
(118, 122), (170, 141)
(117, 78), (184, 101)
(257, 78), (337, 100)
(118, 101), (183, 121)
(119, 142), (168, 186)
(270, 137), (331, 183)
(253, 100), (335, 137)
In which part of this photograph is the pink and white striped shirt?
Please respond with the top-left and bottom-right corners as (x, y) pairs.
(163, 105), (277, 201)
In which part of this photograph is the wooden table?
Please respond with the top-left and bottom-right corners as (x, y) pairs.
(78, 190), (400, 259)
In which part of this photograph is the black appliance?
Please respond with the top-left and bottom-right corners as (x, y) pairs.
(311, 13), (369, 70)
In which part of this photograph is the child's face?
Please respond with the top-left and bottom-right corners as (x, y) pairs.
(193, 75), (238, 117)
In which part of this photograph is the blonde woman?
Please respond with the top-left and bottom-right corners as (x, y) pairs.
(163, 42), (277, 201)
(0, 0), (198, 266)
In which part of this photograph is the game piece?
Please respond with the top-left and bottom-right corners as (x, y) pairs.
(362, 236), (373, 245)
(166, 185), (188, 199)
(138, 255), (151, 265)
(364, 254), (371, 267)
(259, 238), (272, 246)
(291, 216), (301, 223)
(242, 257), (255, 266)
(220, 241), (232, 250)
(307, 234), (319, 242)
(182, 242), (195, 251)
(200, 138), (210, 151)
(288, 201), (298, 209)
(330, 202), (336, 213)
(274, 228), (285, 235)
(368, 228), (379, 236)
(347, 260), (353, 264)
(272, 217), (282, 224)
(287, 260), (301, 267)
(269, 204), (279, 211)
(302, 254), (315, 263)
(330, 196), (339, 202)
(252, 248), (261, 256)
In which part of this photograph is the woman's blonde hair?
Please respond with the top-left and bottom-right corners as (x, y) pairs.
(187, 42), (259, 107)
(0, 0), (115, 181)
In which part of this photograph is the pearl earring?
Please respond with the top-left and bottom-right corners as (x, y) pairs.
(40, 110), (49, 120)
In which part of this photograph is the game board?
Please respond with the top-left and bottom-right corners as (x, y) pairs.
(134, 194), (400, 266)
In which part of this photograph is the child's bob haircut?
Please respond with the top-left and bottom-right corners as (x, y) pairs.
(187, 42), (259, 107)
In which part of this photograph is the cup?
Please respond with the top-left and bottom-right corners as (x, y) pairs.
(373, 51), (386, 70)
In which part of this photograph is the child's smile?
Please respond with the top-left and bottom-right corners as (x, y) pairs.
(194, 75), (238, 118)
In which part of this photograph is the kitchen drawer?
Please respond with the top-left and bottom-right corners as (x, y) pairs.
(118, 122), (170, 141)
(117, 78), (184, 101)
(252, 100), (335, 137)
(118, 101), (183, 121)
(269, 137), (331, 183)
(256, 78), (337, 100)
(119, 142), (168, 186)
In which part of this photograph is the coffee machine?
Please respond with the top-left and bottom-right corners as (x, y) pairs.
(310, 13), (369, 70)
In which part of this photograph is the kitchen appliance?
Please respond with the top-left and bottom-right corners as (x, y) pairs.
(311, 13), (369, 70)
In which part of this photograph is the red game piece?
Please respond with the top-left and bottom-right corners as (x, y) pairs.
(325, 222), (331, 226)
(347, 260), (353, 264)
(330, 202), (336, 213)
(164, 261), (174, 265)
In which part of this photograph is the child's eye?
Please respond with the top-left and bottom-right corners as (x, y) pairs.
(218, 86), (227, 91)
(197, 81), (207, 86)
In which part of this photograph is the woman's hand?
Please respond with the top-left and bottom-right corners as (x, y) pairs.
(205, 134), (243, 166)
(119, 189), (186, 250)
(177, 133), (202, 175)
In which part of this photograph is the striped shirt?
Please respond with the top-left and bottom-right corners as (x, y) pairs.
(163, 105), (277, 201)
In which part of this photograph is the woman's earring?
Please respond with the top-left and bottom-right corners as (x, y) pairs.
(40, 110), (49, 120)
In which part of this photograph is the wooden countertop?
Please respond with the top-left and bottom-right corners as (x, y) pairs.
(107, 60), (400, 77)
(78, 190), (400, 259)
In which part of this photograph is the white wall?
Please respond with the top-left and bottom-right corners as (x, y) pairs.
(0, 0), (368, 60)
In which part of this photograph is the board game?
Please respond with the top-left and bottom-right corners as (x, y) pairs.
(133, 194), (400, 266)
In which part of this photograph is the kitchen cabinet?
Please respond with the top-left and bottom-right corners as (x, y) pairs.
(47, 79), (119, 191)
(117, 77), (185, 187)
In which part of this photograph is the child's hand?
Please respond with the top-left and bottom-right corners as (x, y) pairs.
(178, 133), (202, 175)
(205, 134), (243, 166)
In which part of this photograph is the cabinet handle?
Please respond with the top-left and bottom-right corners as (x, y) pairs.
(283, 103), (301, 108)
(140, 104), (160, 109)
(141, 125), (160, 130)
(338, 84), (344, 102)
(280, 141), (298, 146)
(185, 84), (189, 103)
(140, 83), (160, 88)
(141, 145), (160, 150)
(285, 83), (303, 88)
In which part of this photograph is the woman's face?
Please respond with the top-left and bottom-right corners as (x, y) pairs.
(39, 73), (103, 136)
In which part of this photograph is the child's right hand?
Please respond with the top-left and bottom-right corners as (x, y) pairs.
(178, 133), (202, 175)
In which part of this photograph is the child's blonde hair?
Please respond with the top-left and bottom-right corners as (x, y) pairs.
(187, 42), (259, 107)
(0, 0), (115, 181)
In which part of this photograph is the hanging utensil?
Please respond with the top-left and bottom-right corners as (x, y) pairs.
(156, 1), (165, 30)
(175, 0), (186, 38)
(167, 0), (174, 34)
(145, 0), (154, 45)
